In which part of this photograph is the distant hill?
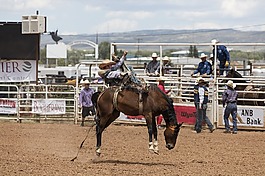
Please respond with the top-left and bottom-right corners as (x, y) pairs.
(41, 29), (265, 51)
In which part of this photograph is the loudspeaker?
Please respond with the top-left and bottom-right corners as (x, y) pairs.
(22, 15), (46, 34)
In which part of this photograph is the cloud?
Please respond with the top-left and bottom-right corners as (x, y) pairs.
(95, 19), (138, 33)
(221, 0), (257, 18)
(0, 0), (54, 11)
(106, 11), (152, 20)
(84, 4), (102, 12)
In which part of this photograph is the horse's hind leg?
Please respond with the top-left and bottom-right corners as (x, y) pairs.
(95, 124), (102, 156)
(95, 110), (120, 156)
(152, 116), (159, 154)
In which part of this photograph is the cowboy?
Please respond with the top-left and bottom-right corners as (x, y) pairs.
(98, 51), (129, 86)
(211, 39), (230, 75)
(191, 53), (212, 77)
(146, 52), (160, 76)
(222, 80), (238, 134)
(193, 77), (215, 133)
(79, 79), (95, 127)
(161, 56), (173, 75)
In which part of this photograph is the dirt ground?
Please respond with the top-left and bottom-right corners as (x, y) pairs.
(0, 121), (265, 176)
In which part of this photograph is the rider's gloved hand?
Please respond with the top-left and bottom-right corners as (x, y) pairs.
(225, 61), (229, 67)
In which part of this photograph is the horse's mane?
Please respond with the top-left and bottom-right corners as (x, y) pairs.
(149, 84), (176, 123)
(226, 69), (247, 83)
(232, 70), (243, 78)
(149, 84), (173, 105)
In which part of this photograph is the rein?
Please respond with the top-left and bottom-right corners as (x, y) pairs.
(168, 126), (176, 131)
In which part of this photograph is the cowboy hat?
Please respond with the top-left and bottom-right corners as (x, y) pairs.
(152, 52), (158, 58)
(162, 56), (170, 61)
(226, 80), (236, 88)
(195, 77), (205, 84)
(80, 79), (90, 85)
(98, 69), (108, 77)
(99, 59), (116, 69)
(211, 39), (219, 45)
(66, 79), (76, 85)
(200, 53), (208, 59)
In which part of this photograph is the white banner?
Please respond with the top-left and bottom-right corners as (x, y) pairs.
(0, 60), (36, 82)
(221, 107), (264, 127)
(32, 99), (65, 115)
(0, 99), (17, 114)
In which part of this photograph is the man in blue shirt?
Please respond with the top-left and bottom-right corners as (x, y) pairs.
(193, 77), (214, 133)
(211, 39), (230, 76)
(146, 52), (160, 76)
(222, 80), (238, 134)
(79, 80), (95, 126)
(191, 53), (212, 77)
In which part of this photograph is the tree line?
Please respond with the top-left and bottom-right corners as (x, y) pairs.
(40, 42), (265, 67)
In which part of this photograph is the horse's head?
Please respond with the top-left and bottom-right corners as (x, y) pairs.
(164, 123), (183, 150)
(226, 68), (243, 79)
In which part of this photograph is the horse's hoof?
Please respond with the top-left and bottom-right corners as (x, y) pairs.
(154, 151), (159, 155)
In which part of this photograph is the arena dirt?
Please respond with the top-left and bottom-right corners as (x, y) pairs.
(0, 122), (264, 176)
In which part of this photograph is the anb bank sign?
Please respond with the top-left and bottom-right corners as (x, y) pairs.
(0, 60), (36, 82)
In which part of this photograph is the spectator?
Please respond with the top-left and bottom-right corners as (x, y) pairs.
(146, 52), (160, 76)
(79, 79), (95, 127)
(162, 56), (173, 74)
(193, 77), (215, 133)
(191, 53), (212, 77)
(156, 79), (171, 129)
(222, 80), (238, 134)
(211, 39), (230, 75)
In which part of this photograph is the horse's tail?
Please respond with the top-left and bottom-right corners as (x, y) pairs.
(92, 91), (101, 108)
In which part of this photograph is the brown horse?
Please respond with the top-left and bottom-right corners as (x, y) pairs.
(93, 84), (182, 156)
(225, 69), (265, 106)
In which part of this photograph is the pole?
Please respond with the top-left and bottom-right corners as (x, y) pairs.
(36, 34), (40, 85)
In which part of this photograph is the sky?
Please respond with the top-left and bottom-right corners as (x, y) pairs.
(1, 0), (265, 35)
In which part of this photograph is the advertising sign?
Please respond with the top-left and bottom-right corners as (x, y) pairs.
(221, 107), (264, 127)
(0, 99), (17, 114)
(0, 60), (36, 82)
(32, 99), (65, 115)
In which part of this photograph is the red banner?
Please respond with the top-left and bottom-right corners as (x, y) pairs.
(127, 105), (196, 125)
(174, 105), (196, 125)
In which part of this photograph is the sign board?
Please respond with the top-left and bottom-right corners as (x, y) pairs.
(0, 60), (36, 82)
(0, 22), (39, 60)
(0, 99), (17, 114)
(220, 107), (264, 127)
(32, 99), (66, 115)
(46, 43), (67, 59)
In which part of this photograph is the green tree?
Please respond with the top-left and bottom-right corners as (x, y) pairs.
(188, 45), (198, 57)
(193, 46), (198, 58)
(188, 45), (193, 57)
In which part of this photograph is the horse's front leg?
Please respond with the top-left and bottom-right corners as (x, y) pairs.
(144, 114), (153, 151)
(152, 116), (159, 154)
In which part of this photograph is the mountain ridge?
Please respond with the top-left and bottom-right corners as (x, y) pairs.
(41, 29), (265, 50)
